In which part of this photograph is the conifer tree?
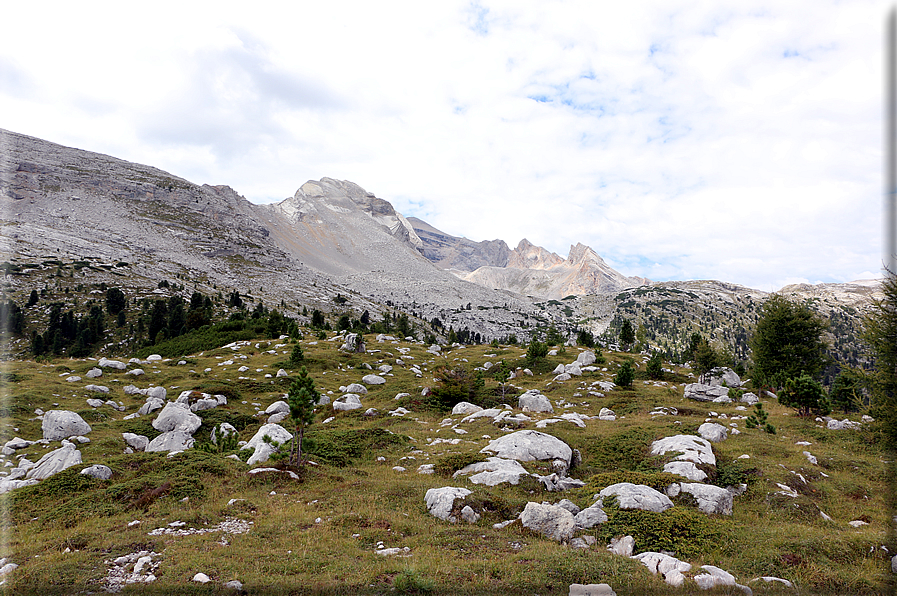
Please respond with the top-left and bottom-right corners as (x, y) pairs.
(287, 367), (319, 466)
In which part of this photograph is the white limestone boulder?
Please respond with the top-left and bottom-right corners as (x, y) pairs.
(26, 441), (82, 480)
(265, 401), (290, 415)
(80, 464), (112, 480)
(345, 383), (368, 394)
(597, 483), (673, 513)
(663, 461), (708, 482)
(152, 402), (201, 435)
(480, 430), (572, 466)
(573, 504), (608, 529)
(362, 374), (386, 385)
(698, 422), (729, 443)
(333, 394), (363, 411)
(518, 502), (575, 542)
(424, 487), (471, 522)
(678, 483), (734, 515)
(453, 457), (532, 486)
(42, 410), (91, 441)
(684, 383), (729, 402)
(138, 397), (165, 416)
(632, 552), (692, 587)
(451, 401), (483, 416)
(575, 351), (597, 366)
(241, 424), (293, 465)
(145, 430), (195, 453)
(518, 390), (553, 413)
(98, 357), (127, 370)
(650, 435), (716, 467)
(122, 432), (149, 451)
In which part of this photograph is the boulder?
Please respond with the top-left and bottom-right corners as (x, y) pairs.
(739, 392), (759, 405)
(481, 430), (572, 466)
(598, 408), (616, 421)
(241, 424), (292, 464)
(98, 357), (127, 370)
(607, 535), (634, 557)
(569, 584), (616, 596)
(564, 363), (583, 376)
(575, 351), (597, 366)
(211, 423), (237, 445)
(126, 369), (145, 376)
(554, 373), (573, 382)
(146, 354), (162, 362)
(362, 374), (386, 385)
(684, 383), (729, 402)
(26, 441), (82, 480)
(424, 487), (471, 522)
(453, 457), (532, 486)
(66, 375), (81, 383)
(145, 430), (195, 453)
(518, 390), (553, 413)
(451, 401), (483, 416)
(519, 502), (575, 542)
(632, 552), (692, 586)
(693, 565), (752, 594)
(276, 369), (288, 378)
(553, 364), (566, 375)
(152, 402), (201, 434)
(707, 367), (742, 388)
(333, 394), (363, 411)
(138, 397), (165, 416)
(190, 398), (219, 412)
(345, 383), (368, 394)
(698, 422), (728, 443)
(122, 432), (149, 451)
(573, 504), (608, 529)
(86, 398), (105, 408)
(556, 499), (580, 515)
(460, 505), (480, 524)
(663, 461), (707, 482)
(85, 368), (102, 378)
(678, 483), (734, 515)
(264, 400), (290, 415)
(42, 410), (92, 441)
(84, 384), (110, 393)
(650, 435), (716, 467)
(80, 464), (112, 480)
(340, 333), (365, 353)
(538, 473), (586, 492)
(597, 483), (673, 513)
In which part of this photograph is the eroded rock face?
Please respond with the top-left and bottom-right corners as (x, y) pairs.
(597, 483), (673, 513)
(42, 410), (92, 441)
(518, 502), (575, 542)
(480, 430), (572, 466)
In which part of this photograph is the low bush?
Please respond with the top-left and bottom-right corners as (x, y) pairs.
(302, 428), (408, 467)
(598, 507), (723, 559)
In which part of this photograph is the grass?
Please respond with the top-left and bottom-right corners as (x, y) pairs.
(0, 333), (892, 594)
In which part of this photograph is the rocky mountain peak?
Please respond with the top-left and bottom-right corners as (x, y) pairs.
(508, 239), (564, 270)
(567, 243), (603, 267)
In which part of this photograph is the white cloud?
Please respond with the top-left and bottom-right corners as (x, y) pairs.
(0, 0), (887, 291)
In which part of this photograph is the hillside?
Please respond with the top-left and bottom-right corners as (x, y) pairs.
(0, 329), (889, 593)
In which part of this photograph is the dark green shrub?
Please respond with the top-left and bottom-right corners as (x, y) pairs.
(614, 359), (635, 388)
(599, 507), (722, 559)
(302, 428), (408, 467)
(780, 373), (830, 417)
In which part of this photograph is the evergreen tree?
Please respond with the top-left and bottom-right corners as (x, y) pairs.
(693, 338), (719, 383)
(750, 295), (827, 388)
(619, 319), (635, 351)
(864, 271), (897, 452)
(289, 342), (305, 365)
(779, 372), (830, 417)
(26, 289), (38, 307)
(614, 359), (635, 387)
(646, 350), (664, 380)
(105, 287), (126, 315)
(287, 367), (319, 466)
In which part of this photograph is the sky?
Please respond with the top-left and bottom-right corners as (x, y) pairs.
(0, 0), (890, 291)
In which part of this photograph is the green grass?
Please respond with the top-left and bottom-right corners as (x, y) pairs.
(2, 333), (892, 594)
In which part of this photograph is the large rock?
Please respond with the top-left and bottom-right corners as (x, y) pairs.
(345, 383), (368, 394)
(517, 389), (553, 413)
(573, 504), (608, 529)
(241, 424), (293, 465)
(678, 483), (734, 515)
(137, 397), (165, 416)
(122, 432), (149, 451)
(152, 402), (201, 434)
(424, 487), (472, 522)
(453, 457), (532, 486)
(739, 392), (759, 405)
(663, 461), (707, 482)
(80, 464), (112, 480)
(340, 333), (365, 353)
(480, 430), (572, 466)
(707, 367), (742, 388)
(650, 435), (716, 467)
(597, 483), (673, 513)
(145, 430), (195, 453)
(569, 584), (616, 596)
(26, 441), (82, 480)
(333, 394), (363, 411)
(698, 422), (728, 443)
(98, 357), (127, 370)
(684, 383), (730, 402)
(575, 351), (597, 366)
(632, 552), (692, 587)
(362, 374), (386, 385)
(451, 401), (483, 416)
(42, 410), (92, 441)
(519, 502), (575, 542)
(264, 400), (290, 415)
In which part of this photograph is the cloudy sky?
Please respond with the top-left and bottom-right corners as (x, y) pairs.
(1, 1), (889, 291)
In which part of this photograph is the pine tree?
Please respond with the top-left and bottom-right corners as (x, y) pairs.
(750, 295), (827, 388)
(619, 319), (635, 351)
(287, 367), (319, 466)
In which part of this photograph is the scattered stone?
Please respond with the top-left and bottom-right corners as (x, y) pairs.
(193, 572), (211, 583)
(607, 535), (634, 557)
(362, 374), (386, 385)
(568, 583), (616, 596)
(518, 389), (554, 413)
(26, 441), (82, 480)
(597, 407), (616, 421)
(632, 551), (692, 587)
(85, 384), (110, 393)
(453, 457), (532, 486)
(684, 383), (729, 402)
(651, 435), (716, 466)
(677, 483), (734, 515)
(739, 392), (759, 405)
(98, 357), (127, 370)
(85, 367), (102, 378)
(152, 402), (201, 435)
(480, 430), (573, 467)
(698, 422), (728, 443)
(460, 505), (480, 524)
(122, 433), (149, 451)
(333, 394), (363, 411)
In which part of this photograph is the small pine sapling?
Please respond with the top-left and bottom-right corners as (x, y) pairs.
(646, 351), (663, 380)
(745, 402), (776, 434)
(493, 360), (513, 398)
(289, 342), (304, 365)
(287, 366), (320, 466)
(614, 359), (635, 387)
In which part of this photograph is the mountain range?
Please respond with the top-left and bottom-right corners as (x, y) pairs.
(0, 128), (882, 371)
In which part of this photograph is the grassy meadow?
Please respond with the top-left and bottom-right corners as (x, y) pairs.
(0, 333), (891, 594)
